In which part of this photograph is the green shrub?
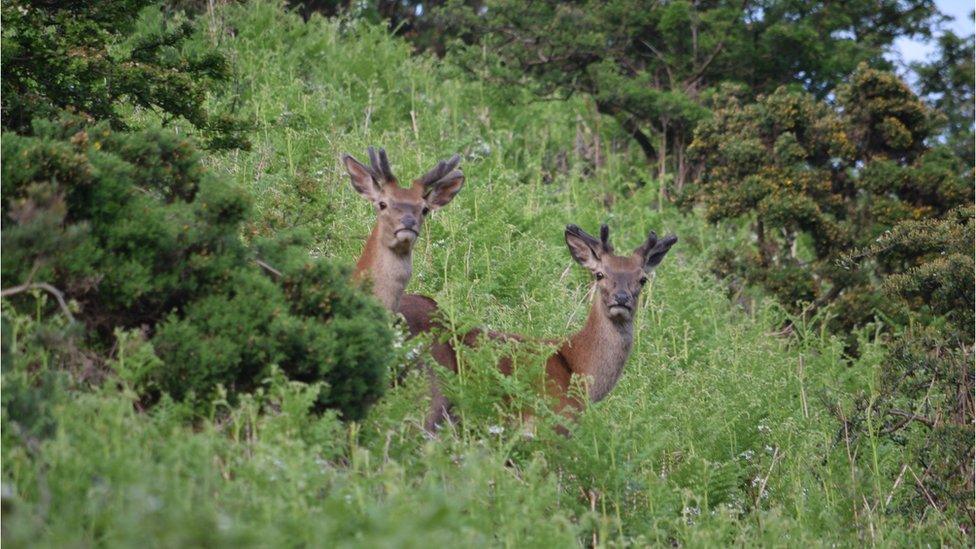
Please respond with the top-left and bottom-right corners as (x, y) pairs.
(1, 115), (393, 418)
(0, 0), (394, 419)
(1, 0), (248, 149)
(839, 207), (975, 527)
(688, 65), (973, 333)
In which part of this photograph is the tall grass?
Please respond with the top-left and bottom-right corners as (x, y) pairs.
(1, 2), (965, 546)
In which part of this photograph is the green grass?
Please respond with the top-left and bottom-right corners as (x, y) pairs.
(1, 2), (966, 546)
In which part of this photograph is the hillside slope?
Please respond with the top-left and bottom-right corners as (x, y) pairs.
(2, 2), (962, 546)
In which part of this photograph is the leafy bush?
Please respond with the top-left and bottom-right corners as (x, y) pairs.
(690, 63), (974, 529)
(0, 1), (395, 419)
(2, 115), (393, 418)
(1, 0), (248, 149)
(840, 206), (975, 527)
(688, 65), (973, 333)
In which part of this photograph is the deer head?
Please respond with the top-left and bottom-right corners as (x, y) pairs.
(565, 224), (677, 322)
(341, 147), (464, 255)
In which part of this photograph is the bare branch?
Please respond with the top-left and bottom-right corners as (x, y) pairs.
(888, 409), (937, 428)
(254, 258), (283, 279)
(1, 282), (76, 323)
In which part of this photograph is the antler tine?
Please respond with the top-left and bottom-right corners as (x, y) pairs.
(364, 146), (396, 185)
(646, 230), (658, 247)
(378, 148), (395, 182)
(367, 146), (382, 178)
(600, 224), (613, 253)
(420, 154), (462, 187)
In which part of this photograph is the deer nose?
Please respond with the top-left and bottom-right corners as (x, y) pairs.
(401, 216), (417, 230)
(613, 291), (630, 305)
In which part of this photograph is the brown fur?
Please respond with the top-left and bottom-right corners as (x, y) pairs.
(421, 224), (677, 433)
(342, 148), (464, 311)
(341, 148), (466, 425)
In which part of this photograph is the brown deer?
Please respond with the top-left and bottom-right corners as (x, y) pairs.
(340, 147), (465, 414)
(424, 224), (677, 433)
(340, 147), (464, 312)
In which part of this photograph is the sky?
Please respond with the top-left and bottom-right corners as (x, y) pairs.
(888, 0), (975, 68)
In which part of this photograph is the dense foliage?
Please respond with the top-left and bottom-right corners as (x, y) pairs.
(0, 0), (394, 418)
(435, 0), (941, 191)
(689, 64), (972, 332)
(912, 27), (976, 166)
(1, 1), (972, 545)
(1, 0), (249, 149)
(689, 61), (974, 528)
(841, 206), (975, 527)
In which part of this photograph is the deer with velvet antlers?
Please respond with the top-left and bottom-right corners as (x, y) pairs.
(340, 147), (465, 406)
(340, 147), (464, 312)
(424, 223), (677, 433)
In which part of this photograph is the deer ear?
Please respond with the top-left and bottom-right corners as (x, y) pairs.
(341, 153), (382, 201)
(565, 225), (603, 273)
(639, 234), (677, 271)
(425, 170), (464, 210)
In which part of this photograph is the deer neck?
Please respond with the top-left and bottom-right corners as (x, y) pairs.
(560, 297), (634, 403)
(354, 224), (413, 311)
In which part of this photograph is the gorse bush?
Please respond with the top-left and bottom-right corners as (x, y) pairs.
(690, 63), (975, 528)
(689, 64), (973, 333)
(841, 206), (975, 526)
(1, 115), (394, 419)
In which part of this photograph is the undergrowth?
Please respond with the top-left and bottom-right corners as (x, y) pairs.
(1, 2), (968, 546)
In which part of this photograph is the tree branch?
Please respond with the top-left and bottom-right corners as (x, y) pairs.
(683, 0), (749, 88)
(596, 101), (657, 161)
(888, 409), (937, 428)
(1, 282), (76, 323)
(254, 258), (283, 279)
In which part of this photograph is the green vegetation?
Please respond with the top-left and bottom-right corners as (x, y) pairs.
(438, 0), (942, 189)
(2, 1), (972, 546)
(1, 1), (394, 418)
(689, 64), (972, 332)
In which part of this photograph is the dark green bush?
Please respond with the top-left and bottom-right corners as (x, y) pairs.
(689, 65), (973, 333)
(0, 0), (394, 420)
(1, 0), (249, 149)
(2, 117), (393, 419)
(844, 207), (975, 527)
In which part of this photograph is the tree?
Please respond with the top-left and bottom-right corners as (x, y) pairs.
(912, 27), (975, 167)
(1, 0), (249, 149)
(283, 0), (475, 55)
(688, 64), (972, 332)
(436, 0), (940, 191)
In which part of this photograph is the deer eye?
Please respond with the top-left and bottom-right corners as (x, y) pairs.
(595, 272), (605, 280)
(378, 201), (387, 210)
(639, 276), (648, 286)
(422, 206), (430, 216)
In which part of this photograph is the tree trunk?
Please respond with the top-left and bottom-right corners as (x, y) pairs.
(658, 119), (668, 181)
(675, 126), (688, 194)
(756, 219), (769, 267)
(595, 101), (657, 162)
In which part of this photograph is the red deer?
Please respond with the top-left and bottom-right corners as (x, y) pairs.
(340, 147), (464, 312)
(425, 224), (677, 434)
(340, 147), (465, 416)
